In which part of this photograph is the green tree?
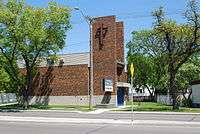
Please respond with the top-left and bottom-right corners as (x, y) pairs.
(128, 31), (200, 107)
(127, 30), (168, 100)
(0, 0), (71, 108)
(152, 1), (200, 109)
(127, 54), (154, 100)
(0, 67), (10, 93)
(128, 0), (200, 109)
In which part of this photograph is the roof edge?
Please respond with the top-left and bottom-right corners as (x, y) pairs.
(191, 80), (200, 85)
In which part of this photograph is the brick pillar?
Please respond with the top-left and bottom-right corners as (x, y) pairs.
(92, 16), (117, 97)
(116, 22), (124, 63)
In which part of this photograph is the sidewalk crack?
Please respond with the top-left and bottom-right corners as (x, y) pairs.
(85, 125), (108, 134)
(188, 115), (198, 122)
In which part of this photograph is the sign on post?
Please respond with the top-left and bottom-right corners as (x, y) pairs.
(130, 63), (135, 125)
(130, 63), (134, 78)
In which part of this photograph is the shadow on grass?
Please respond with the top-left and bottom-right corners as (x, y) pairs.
(30, 104), (93, 112)
(0, 104), (93, 112)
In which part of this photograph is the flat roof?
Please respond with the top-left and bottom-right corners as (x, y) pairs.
(18, 52), (90, 68)
(191, 80), (200, 85)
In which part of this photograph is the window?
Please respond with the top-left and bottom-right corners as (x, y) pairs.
(46, 58), (54, 66)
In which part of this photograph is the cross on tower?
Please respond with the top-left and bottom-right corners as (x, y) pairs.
(95, 24), (108, 50)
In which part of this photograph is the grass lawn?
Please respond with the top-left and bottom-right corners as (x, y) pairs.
(31, 104), (94, 112)
(117, 102), (200, 113)
(0, 104), (94, 112)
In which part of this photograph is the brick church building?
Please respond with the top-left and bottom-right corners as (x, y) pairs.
(19, 16), (129, 107)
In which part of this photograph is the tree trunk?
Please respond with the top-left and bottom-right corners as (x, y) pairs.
(169, 69), (179, 110)
(21, 86), (29, 109)
(22, 68), (33, 109)
(23, 97), (29, 109)
(145, 85), (154, 102)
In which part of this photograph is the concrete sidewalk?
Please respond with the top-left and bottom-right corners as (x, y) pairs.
(0, 115), (200, 126)
(18, 109), (200, 115)
(1, 108), (200, 115)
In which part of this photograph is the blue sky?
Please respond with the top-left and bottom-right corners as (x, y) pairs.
(25, 0), (196, 54)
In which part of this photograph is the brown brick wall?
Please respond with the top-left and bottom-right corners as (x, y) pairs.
(116, 22), (124, 62)
(116, 22), (127, 83)
(22, 65), (89, 96)
(117, 70), (128, 83)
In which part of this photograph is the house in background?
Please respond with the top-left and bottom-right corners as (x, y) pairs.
(129, 86), (154, 101)
(191, 80), (200, 107)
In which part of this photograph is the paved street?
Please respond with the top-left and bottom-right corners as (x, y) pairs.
(0, 111), (200, 133)
(0, 121), (200, 134)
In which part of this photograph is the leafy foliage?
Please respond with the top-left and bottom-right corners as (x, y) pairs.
(127, 30), (169, 98)
(127, 0), (200, 109)
(0, 0), (71, 108)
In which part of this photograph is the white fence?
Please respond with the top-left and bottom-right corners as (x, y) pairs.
(0, 93), (18, 105)
(156, 94), (172, 105)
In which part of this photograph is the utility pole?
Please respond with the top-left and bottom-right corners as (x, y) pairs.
(88, 17), (93, 110)
(73, 7), (94, 110)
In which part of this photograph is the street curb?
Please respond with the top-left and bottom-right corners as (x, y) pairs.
(0, 109), (83, 113)
(26, 110), (83, 113)
(107, 111), (200, 115)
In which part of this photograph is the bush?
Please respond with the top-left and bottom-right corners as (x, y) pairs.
(182, 99), (192, 107)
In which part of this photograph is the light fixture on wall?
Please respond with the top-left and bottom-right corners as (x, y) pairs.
(59, 58), (64, 67)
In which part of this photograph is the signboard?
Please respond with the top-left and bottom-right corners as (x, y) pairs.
(103, 79), (113, 92)
(130, 63), (135, 78)
(129, 63), (135, 125)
